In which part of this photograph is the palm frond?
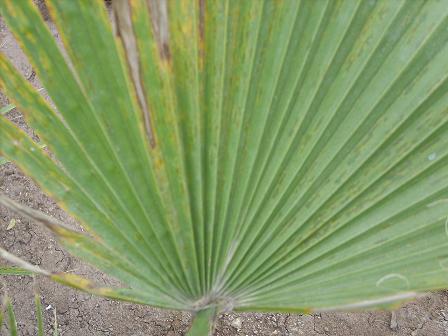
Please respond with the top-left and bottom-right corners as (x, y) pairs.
(1, 0), (448, 334)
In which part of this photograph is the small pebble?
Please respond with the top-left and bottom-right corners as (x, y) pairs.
(231, 317), (242, 329)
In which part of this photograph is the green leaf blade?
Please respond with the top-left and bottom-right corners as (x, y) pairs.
(1, 0), (448, 314)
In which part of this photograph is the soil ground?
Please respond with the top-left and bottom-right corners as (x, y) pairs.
(1, 6), (448, 336)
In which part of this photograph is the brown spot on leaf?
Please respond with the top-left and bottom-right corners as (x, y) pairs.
(147, 0), (171, 61)
(113, 0), (156, 148)
(199, 0), (205, 42)
(199, 0), (205, 63)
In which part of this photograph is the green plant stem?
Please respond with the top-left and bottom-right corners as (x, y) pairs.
(35, 294), (44, 336)
(187, 307), (217, 336)
(6, 299), (17, 336)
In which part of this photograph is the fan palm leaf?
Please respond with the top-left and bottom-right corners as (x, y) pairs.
(1, 0), (448, 334)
